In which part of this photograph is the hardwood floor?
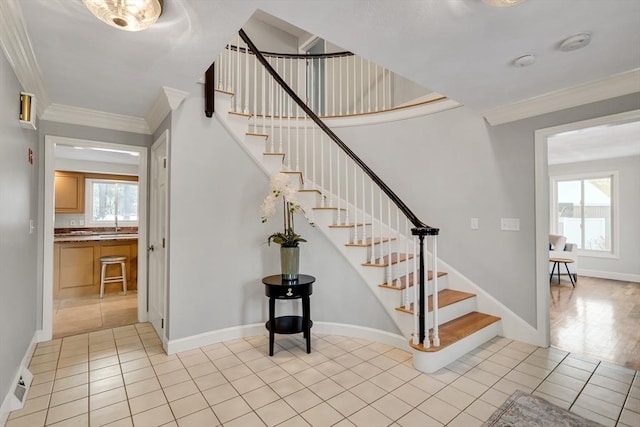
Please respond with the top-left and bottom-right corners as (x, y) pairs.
(550, 275), (640, 370)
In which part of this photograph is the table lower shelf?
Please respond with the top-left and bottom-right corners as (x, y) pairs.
(266, 316), (313, 335)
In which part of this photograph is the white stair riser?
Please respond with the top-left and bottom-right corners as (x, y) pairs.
(412, 321), (502, 373)
(297, 191), (324, 207)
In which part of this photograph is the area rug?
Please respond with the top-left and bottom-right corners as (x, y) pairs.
(483, 390), (604, 426)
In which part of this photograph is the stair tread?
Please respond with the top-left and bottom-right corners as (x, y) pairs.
(346, 237), (396, 247)
(229, 111), (252, 118)
(248, 132), (269, 138)
(363, 252), (414, 267)
(410, 311), (501, 353)
(313, 207), (346, 211)
(395, 289), (475, 314)
(379, 270), (447, 290)
(329, 223), (372, 228)
(215, 88), (234, 96)
(298, 189), (322, 194)
(263, 152), (284, 156)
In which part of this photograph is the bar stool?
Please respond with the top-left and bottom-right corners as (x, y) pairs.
(100, 256), (127, 298)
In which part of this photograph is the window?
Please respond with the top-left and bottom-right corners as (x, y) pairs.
(552, 173), (616, 256)
(85, 179), (138, 226)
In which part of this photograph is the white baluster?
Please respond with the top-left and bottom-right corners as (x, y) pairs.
(269, 62), (275, 152)
(379, 187), (383, 272)
(432, 236), (439, 347)
(253, 52), (257, 131)
(261, 61), (266, 134)
(244, 42), (249, 114)
(235, 36), (240, 112)
(226, 45), (231, 92)
(332, 57), (336, 116)
(320, 134), (325, 206)
(339, 57), (343, 116)
(352, 161), (358, 244)
(367, 58), (371, 113)
(395, 208), (400, 287)
(369, 174), (374, 263)
(328, 136), (332, 207)
(375, 63), (379, 112)
(386, 196), (392, 284)
(336, 150), (341, 223)
(413, 234), (420, 346)
(352, 56), (356, 115)
(382, 67), (386, 110)
(344, 154), (350, 226)
(278, 84), (283, 153)
(304, 117), (308, 183)
(360, 55), (364, 114)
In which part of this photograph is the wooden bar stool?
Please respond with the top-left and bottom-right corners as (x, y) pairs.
(100, 256), (127, 298)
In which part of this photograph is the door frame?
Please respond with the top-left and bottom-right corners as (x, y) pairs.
(42, 135), (148, 341)
(149, 130), (169, 347)
(533, 109), (640, 348)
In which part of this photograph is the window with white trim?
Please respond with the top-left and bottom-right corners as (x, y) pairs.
(85, 179), (139, 226)
(551, 172), (616, 256)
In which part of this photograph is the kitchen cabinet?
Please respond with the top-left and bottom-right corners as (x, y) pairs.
(55, 171), (84, 213)
(53, 238), (138, 299)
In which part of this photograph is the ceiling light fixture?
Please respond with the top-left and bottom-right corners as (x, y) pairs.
(559, 33), (592, 52)
(82, 0), (163, 31)
(513, 54), (536, 67)
(482, 0), (527, 7)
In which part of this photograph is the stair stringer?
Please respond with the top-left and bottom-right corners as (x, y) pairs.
(214, 91), (512, 371)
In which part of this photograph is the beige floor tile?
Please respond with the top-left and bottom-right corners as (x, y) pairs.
(464, 399), (497, 421)
(349, 405), (393, 427)
(131, 404), (175, 427)
(434, 385), (475, 411)
(408, 374), (447, 395)
(535, 380), (579, 403)
(168, 393), (208, 419)
(119, 357), (151, 373)
(32, 371), (57, 386)
(158, 369), (191, 388)
(175, 408), (220, 427)
(589, 374), (631, 394)
(350, 380), (387, 404)
(450, 376), (489, 398)
(122, 367), (155, 385)
(90, 365), (122, 383)
(301, 402), (344, 427)
(269, 376), (305, 398)
(256, 366), (290, 384)
(274, 415), (311, 427)
(283, 388), (323, 413)
(129, 389), (167, 415)
(371, 394), (413, 421)
(28, 381), (54, 399)
(153, 359), (184, 376)
(90, 375), (124, 395)
(89, 401), (130, 426)
(230, 374), (266, 394)
(53, 373), (88, 393)
(45, 397), (88, 425)
(90, 356), (120, 371)
(89, 387), (127, 410)
(349, 362), (383, 380)
(418, 396), (460, 425)
(119, 349), (148, 364)
(223, 411), (267, 427)
(50, 384), (88, 407)
(202, 383), (239, 406)
(570, 405), (616, 427)
(327, 391), (367, 417)
(255, 399), (297, 427)
(163, 380), (200, 402)
(125, 376), (161, 399)
(47, 413), (88, 426)
(479, 388), (510, 407)
(531, 391), (571, 409)
(220, 364), (253, 382)
(8, 395), (51, 419)
(369, 371), (405, 392)
(185, 361), (217, 379)
(243, 385), (280, 410)
(448, 411), (483, 427)
(193, 372), (228, 392)
(573, 392), (623, 420)
(56, 364), (89, 380)
(396, 408), (442, 427)
(5, 409), (48, 427)
(211, 396), (252, 424)
(390, 383), (430, 407)
(102, 416), (133, 427)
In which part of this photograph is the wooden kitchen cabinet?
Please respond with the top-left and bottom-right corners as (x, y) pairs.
(55, 171), (84, 213)
(53, 239), (138, 299)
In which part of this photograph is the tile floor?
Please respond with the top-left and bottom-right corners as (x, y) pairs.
(550, 276), (640, 370)
(6, 324), (640, 427)
(53, 293), (138, 339)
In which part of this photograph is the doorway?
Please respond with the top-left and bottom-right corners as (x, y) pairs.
(43, 136), (148, 341)
(535, 111), (640, 352)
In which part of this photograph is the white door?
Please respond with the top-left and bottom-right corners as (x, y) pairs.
(149, 131), (168, 343)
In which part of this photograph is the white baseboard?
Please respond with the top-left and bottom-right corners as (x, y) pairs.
(166, 322), (407, 355)
(579, 269), (640, 283)
(0, 331), (38, 426)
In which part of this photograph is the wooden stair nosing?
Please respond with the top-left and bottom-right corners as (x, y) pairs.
(362, 252), (415, 267)
(247, 132), (269, 139)
(395, 289), (475, 314)
(229, 111), (252, 118)
(215, 88), (234, 96)
(313, 207), (346, 211)
(280, 171), (304, 184)
(378, 271), (448, 290)
(409, 311), (501, 353)
(345, 237), (396, 247)
(298, 189), (322, 194)
(329, 223), (372, 229)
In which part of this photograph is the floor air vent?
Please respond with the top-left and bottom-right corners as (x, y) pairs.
(11, 369), (32, 410)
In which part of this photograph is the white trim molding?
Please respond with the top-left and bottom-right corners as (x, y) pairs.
(146, 87), (189, 134)
(0, 332), (38, 426)
(578, 269), (640, 283)
(484, 69), (640, 126)
(166, 322), (407, 355)
(0, 0), (50, 112)
(42, 104), (151, 134)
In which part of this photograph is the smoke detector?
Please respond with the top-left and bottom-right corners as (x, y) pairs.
(559, 33), (591, 52)
(513, 54), (536, 67)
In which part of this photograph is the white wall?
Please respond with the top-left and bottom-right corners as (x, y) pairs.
(243, 18), (299, 54)
(166, 82), (399, 341)
(549, 155), (640, 281)
(0, 47), (39, 420)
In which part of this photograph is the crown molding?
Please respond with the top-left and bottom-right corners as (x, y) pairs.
(41, 104), (151, 134)
(483, 69), (640, 126)
(0, 0), (50, 112)
(146, 86), (189, 133)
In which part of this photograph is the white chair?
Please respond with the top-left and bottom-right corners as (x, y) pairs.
(549, 234), (578, 282)
(100, 256), (127, 298)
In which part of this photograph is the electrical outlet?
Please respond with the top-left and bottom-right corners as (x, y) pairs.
(69, 220), (76, 226)
(79, 219), (84, 226)
(501, 218), (520, 231)
(471, 218), (479, 230)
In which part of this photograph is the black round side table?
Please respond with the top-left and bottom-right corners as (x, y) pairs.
(262, 274), (315, 356)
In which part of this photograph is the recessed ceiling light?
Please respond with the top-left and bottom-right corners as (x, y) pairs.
(513, 54), (536, 67)
(559, 33), (592, 52)
(482, 0), (527, 7)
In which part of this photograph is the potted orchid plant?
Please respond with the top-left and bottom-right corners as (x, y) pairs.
(261, 173), (314, 279)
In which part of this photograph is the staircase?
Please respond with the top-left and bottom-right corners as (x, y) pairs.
(211, 30), (502, 373)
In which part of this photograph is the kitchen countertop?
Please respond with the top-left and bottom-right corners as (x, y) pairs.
(54, 233), (138, 243)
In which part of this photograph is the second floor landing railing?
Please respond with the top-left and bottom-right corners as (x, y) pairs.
(208, 29), (441, 351)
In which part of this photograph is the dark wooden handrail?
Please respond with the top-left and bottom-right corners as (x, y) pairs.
(226, 44), (353, 59)
(238, 29), (437, 234)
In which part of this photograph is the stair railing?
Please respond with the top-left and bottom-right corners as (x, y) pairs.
(210, 30), (440, 349)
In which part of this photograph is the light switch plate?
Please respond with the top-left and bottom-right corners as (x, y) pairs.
(471, 218), (479, 230)
(501, 218), (520, 231)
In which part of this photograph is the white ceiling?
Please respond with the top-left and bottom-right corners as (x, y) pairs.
(9, 0), (640, 121)
(55, 144), (140, 165)
(548, 120), (640, 165)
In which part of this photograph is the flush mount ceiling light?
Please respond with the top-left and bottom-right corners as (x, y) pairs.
(559, 33), (592, 52)
(482, 0), (527, 7)
(513, 54), (536, 67)
(82, 0), (163, 31)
